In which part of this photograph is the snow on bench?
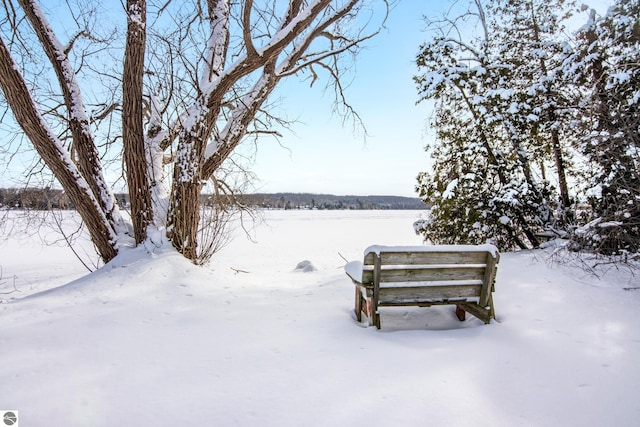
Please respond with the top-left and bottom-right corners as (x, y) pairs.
(344, 244), (500, 329)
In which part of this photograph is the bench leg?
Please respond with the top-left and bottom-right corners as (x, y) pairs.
(373, 311), (381, 329)
(371, 298), (380, 329)
(354, 287), (363, 322)
(457, 302), (491, 324)
(488, 294), (496, 321)
(353, 286), (378, 328)
(455, 305), (466, 321)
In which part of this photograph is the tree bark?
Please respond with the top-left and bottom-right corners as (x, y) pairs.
(168, 180), (203, 261)
(123, 0), (153, 244)
(167, 129), (207, 260)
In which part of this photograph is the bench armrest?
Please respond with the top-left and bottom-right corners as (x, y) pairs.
(344, 261), (363, 284)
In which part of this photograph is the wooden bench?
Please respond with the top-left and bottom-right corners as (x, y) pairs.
(344, 245), (500, 329)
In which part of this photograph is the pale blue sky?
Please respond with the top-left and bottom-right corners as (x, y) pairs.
(245, 0), (437, 197)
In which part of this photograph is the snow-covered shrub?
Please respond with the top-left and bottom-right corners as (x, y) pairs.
(563, 0), (640, 255)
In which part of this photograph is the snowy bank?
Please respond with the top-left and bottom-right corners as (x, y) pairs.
(1, 210), (639, 426)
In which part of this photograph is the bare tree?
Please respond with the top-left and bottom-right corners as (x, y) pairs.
(0, 0), (387, 263)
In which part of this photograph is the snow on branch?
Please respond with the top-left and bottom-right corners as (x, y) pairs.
(198, 0), (332, 100)
(21, 0), (88, 123)
(199, 0), (230, 92)
(0, 36), (118, 256)
(256, 0), (330, 56)
(202, 67), (277, 178)
(19, 0), (122, 223)
(63, 29), (90, 55)
(276, 0), (383, 76)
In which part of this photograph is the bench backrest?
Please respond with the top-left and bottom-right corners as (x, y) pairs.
(361, 245), (499, 306)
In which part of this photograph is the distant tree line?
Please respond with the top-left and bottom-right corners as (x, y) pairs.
(239, 193), (427, 210)
(414, 0), (639, 256)
(0, 188), (73, 210)
(1, 189), (427, 211)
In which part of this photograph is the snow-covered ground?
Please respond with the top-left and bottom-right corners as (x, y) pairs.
(1, 209), (639, 426)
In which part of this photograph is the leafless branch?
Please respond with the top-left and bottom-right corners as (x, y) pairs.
(242, 0), (258, 57)
(50, 209), (96, 272)
(90, 102), (120, 122)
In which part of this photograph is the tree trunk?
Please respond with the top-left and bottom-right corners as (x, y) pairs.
(168, 128), (208, 261)
(123, 0), (153, 244)
(168, 180), (203, 261)
(549, 123), (572, 219)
